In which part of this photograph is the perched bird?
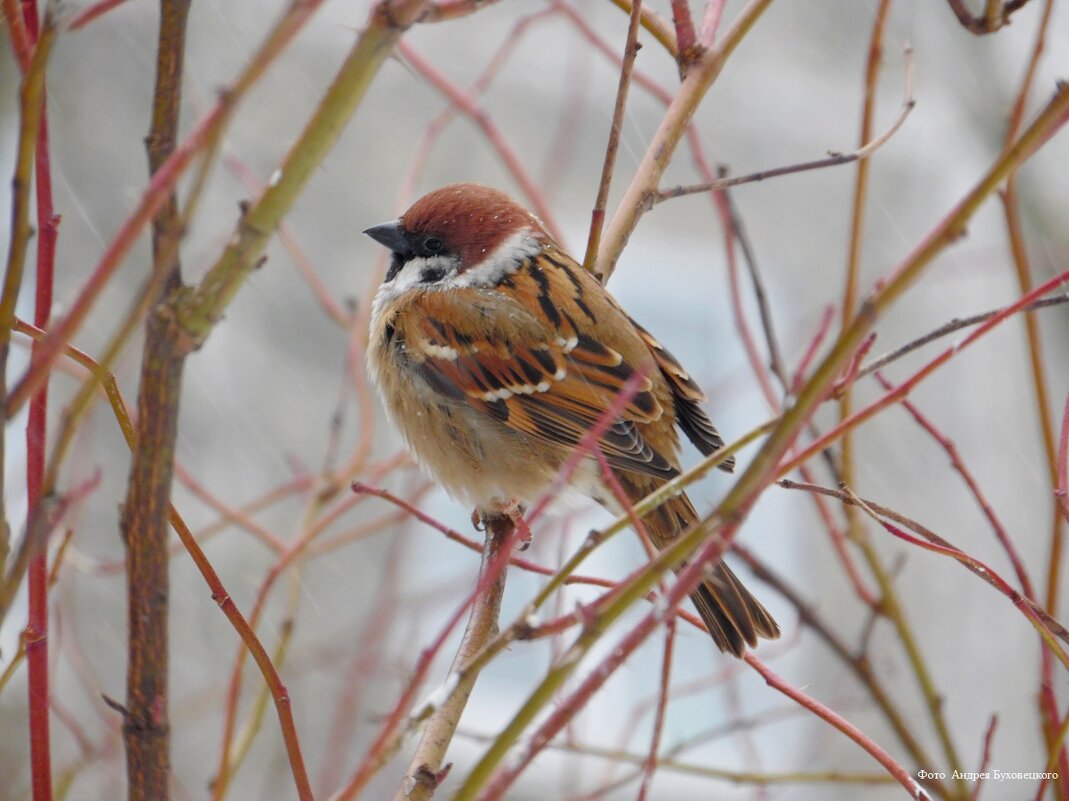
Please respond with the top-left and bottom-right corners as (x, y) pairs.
(365, 183), (779, 656)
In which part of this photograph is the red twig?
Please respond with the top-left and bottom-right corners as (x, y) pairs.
(172, 508), (314, 801)
(67, 0), (132, 29)
(352, 482), (614, 590)
(744, 654), (930, 799)
(175, 463), (286, 553)
(593, 449), (653, 548)
(968, 716), (998, 801)
(1058, 389), (1069, 524)
(2, 0), (32, 71)
(396, 41), (565, 244)
(21, 0), (56, 796)
(523, 370), (648, 527)
(669, 0), (697, 57)
(791, 305), (835, 395)
(875, 372), (1035, 597)
(781, 270), (1069, 476)
(472, 524), (737, 800)
(423, 0), (505, 21)
(786, 481), (1069, 663)
(636, 620), (674, 801)
(832, 332), (877, 396)
(5, 0), (329, 419)
(698, 0), (726, 46)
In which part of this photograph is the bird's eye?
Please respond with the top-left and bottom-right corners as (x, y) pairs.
(423, 236), (444, 254)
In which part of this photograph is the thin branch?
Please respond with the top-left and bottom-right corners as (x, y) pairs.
(968, 717), (998, 801)
(67, 0), (132, 28)
(0, 9), (56, 599)
(668, 0), (698, 73)
(582, 0), (643, 277)
(5, 0), (333, 420)
(944, 0), (1032, 34)
(393, 515), (512, 801)
(1, 0), (33, 71)
(596, 0), (774, 280)
(733, 545), (950, 796)
(1058, 390), (1069, 524)
(848, 292), (1069, 385)
(780, 481), (1069, 663)
(21, 0), (59, 796)
(744, 654), (931, 800)
(605, 0), (678, 57)
(420, 0), (504, 22)
(636, 620), (674, 801)
(785, 273), (1069, 475)
(395, 41), (564, 244)
(874, 372), (1035, 597)
(120, 4), (192, 797)
(655, 44), (914, 203)
(461, 727), (895, 786)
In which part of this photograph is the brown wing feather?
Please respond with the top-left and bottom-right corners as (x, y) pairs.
(400, 289), (678, 479)
(629, 317), (736, 472)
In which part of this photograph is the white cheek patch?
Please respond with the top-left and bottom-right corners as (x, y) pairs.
(372, 255), (457, 321)
(449, 229), (542, 288)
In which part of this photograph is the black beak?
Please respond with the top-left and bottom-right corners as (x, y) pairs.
(363, 220), (412, 257)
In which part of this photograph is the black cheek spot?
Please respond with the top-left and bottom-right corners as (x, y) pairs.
(421, 266), (447, 283)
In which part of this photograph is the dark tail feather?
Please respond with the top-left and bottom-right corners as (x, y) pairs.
(623, 478), (780, 657)
(690, 561), (780, 657)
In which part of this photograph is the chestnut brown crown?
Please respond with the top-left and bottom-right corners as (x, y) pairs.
(364, 183), (547, 281)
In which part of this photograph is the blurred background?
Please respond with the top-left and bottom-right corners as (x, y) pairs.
(2, 0), (1068, 798)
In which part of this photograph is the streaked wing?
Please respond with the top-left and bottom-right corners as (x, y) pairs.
(629, 317), (735, 472)
(399, 287), (678, 480)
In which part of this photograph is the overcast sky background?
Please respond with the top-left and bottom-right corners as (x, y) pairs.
(1, 1), (1068, 799)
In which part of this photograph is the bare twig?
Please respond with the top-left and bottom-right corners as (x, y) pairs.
(780, 480), (1069, 662)
(848, 292), (1069, 385)
(734, 544), (950, 796)
(4, 0), (334, 421)
(944, 0), (1032, 34)
(1058, 390), (1069, 525)
(596, 0), (774, 280)
(582, 0), (643, 277)
(393, 515), (512, 801)
(19, 0), (60, 796)
(605, 0), (678, 57)
(968, 717), (998, 801)
(395, 41), (563, 244)
(119, 4), (192, 797)
(655, 44), (914, 204)
(67, 0), (132, 29)
(744, 654), (931, 800)
(0, 6), (56, 599)
(787, 273), (1069, 476)
(636, 621), (674, 801)
(874, 372), (1035, 596)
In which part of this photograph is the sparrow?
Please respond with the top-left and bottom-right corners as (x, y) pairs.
(364, 183), (779, 656)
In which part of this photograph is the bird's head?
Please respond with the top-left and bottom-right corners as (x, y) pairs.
(364, 183), (548, 294)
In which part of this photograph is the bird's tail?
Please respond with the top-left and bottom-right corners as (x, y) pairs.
(620, 477), (780, 657)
